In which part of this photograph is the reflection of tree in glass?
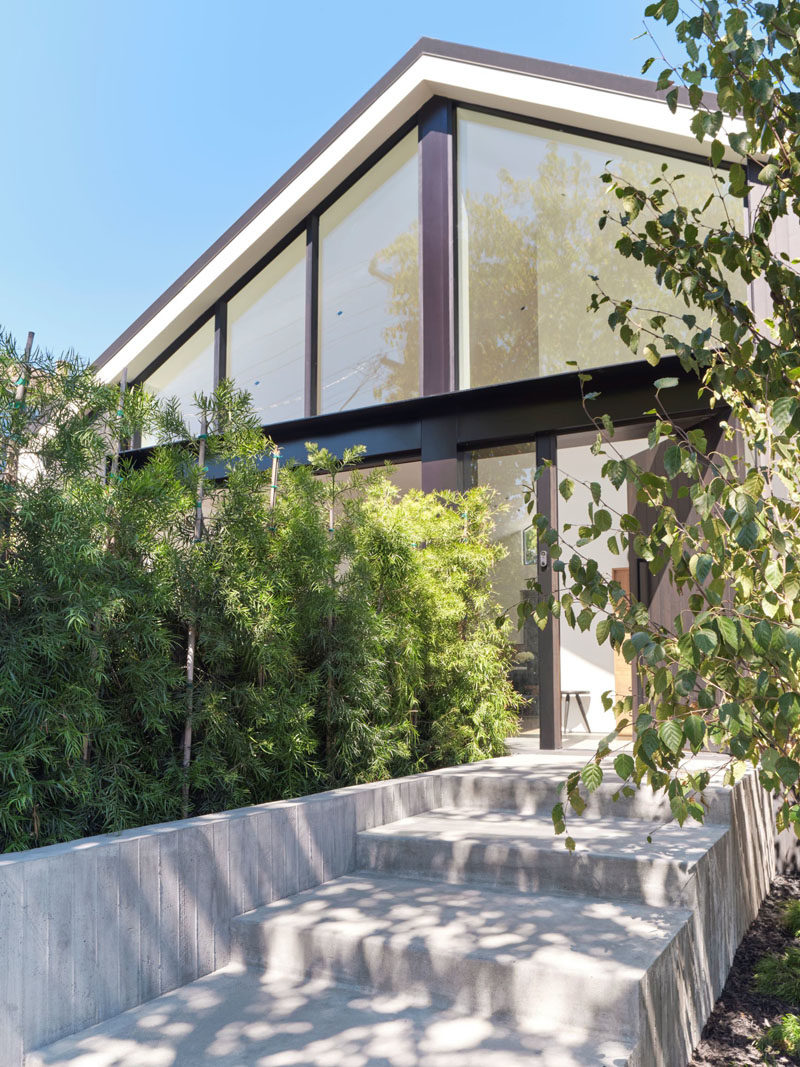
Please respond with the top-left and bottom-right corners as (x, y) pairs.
(367, 223), (420, 405)
(367, 143), (729, 395)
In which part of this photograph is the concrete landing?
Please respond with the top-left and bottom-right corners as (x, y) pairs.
(26, 966), (634, 1067)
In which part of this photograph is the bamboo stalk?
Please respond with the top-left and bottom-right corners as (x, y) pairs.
(258, 448), (282, 689)
(182, 415), (207, 818)
(269, 448), (280, 512)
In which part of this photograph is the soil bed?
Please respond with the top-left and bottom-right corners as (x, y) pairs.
(689, 873), (800, 1066)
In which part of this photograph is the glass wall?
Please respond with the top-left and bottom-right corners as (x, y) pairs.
(466, 444), (539, 731)
(556, 432), (646, 732)
(318, 131), (420, 413)
(457, 109), (738, 389)
(142, 320), (215, 444)
(227, 235), (306, 424)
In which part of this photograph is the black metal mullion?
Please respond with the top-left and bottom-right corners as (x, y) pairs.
(305, 216), (320, 418)
(213, 300), (227, 387)
(536, 433), (562, 750)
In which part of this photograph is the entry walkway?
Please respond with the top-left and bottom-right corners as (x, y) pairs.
(28, 742), (773, 1067)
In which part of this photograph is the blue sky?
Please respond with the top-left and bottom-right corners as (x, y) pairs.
(1, 1), (669, 363)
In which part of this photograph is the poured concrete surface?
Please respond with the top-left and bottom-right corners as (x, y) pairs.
(25, 740), (775, 1067)
(26, 966), (634, 1067)
(356, 808), (728, 906)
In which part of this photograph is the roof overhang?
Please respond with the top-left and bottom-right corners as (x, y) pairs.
(95, 38), (742, 384)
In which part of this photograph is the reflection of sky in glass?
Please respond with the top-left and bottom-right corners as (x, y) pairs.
(142, 320), (214, 444)
(227, 235), (305, 424)
(319, 132), (419, 413)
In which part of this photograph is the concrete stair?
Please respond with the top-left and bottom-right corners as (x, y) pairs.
(355, 807), (728, 906)
(27, 754), (756, 1067)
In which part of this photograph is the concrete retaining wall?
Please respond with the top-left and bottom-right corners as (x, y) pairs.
(0, 773), (442, 1067)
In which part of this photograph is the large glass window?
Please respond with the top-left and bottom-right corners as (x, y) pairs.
(318, 131), (420, 413)
(457, 109), (737, 389)
(227, 235), (306, 425)
(556, 433), (647, 733)
(465, 444), (539, 733)
(142, 320), (215, 443)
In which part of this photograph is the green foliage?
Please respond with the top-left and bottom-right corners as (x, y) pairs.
(783, 901), (800, 939)
(0, 332), (518, 851)
(755, 1013), (800, 1063)
(755, 947), (800, 1006)
(524, 0), (800, 844)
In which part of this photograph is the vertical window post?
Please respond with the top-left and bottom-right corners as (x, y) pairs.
(305, 216), (320, 418)
(419, 97), (455, 399)
(419, 98), (457, 492)
(536, 433), (562, 749)
(213, 300), (227, 388)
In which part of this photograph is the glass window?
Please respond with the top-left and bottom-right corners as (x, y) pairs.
(227, 235), (306, 424)
(465, 444), (539, 733)
(457, 109), (740, 389)
(318, 131), (420, 413)
(556, 433), (647, 733)
(142, 320), (214, 443)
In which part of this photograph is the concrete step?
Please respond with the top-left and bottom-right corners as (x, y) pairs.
(230, 870), (692, 1046)
(438, 761), (733, 823)
(356, 807), (729, 906)
(26, 965), (635, 1066)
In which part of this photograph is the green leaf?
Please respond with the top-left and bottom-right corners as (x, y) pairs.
(595, 509), (612, 533)
(754, 621), (772, 651)
(736, 521), (759, 550)
(684, 715), (705, 749)
(776, 757), (800, 788)
(581, 763), (603, 793)
(614, 752), (635, 780)
(552, 802), (566, 835)
(710, 139), (724, 168)
(670, 794), (689, 825)
(772, 396), (798, 435)
(664, 444), (682, 478)
(693, 629), (718, 654)
(717, 616), (739, 652)
(559, 477), (574, 501)
(654, 377), (679, 390)
(659, 719), (683, 754)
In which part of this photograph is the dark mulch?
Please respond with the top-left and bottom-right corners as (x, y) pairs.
(688, 873), (800, 1066)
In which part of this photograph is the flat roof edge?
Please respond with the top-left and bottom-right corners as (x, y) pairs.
(95, 37), (697, 372)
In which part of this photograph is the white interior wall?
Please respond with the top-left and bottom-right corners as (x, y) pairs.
(557, 436), (645, 732)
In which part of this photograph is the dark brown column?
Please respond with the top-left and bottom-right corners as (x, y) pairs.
(419, 98), (455, 398)
(536, 433), (562, 749)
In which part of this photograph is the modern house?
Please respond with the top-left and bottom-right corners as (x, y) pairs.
(95, 38), (744, 750)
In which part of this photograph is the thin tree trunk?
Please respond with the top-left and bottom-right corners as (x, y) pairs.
(182, 416), (207, 818)
(110, 368), (128, 481)
(326, 499), (335, 779)
(258, 448), (281, 690)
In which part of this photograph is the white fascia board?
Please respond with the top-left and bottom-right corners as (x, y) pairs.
(98, 53), (744, 384)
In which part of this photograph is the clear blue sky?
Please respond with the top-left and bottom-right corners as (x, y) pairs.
(1, 0), (670, 363)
